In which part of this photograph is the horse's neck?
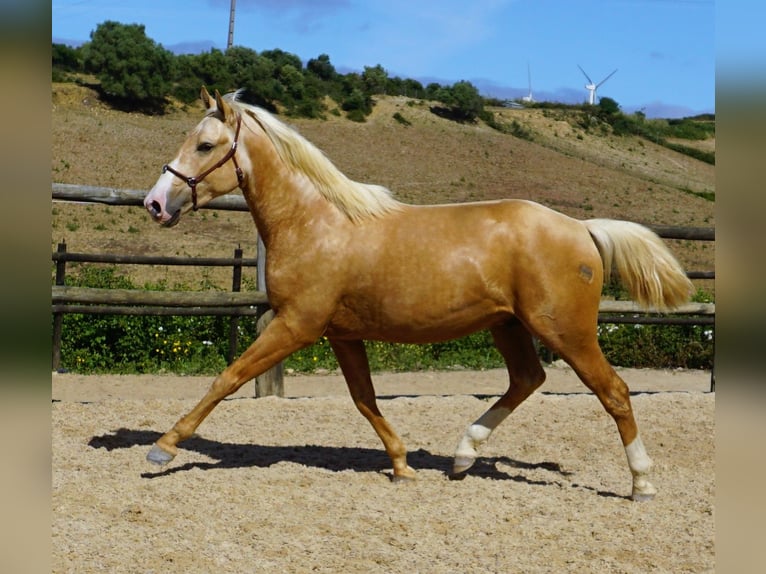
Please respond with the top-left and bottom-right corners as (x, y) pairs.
(242, 135), (336, 246)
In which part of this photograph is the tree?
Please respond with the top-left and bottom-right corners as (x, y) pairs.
(339, 73), (373, 121)
(598, 96), (620, 115)
(341, 88), (372, 122)
(260, 48), (303, 72)
(400, 78), (425, 99)
(225, 46), (280, 111)
(306, 53), (336, 82)
(362, 64), (388, 95)
(449, 81), (483, 121)
(52, 43), (82, 73)
(425, 82), (443, 100)
(306, 53), (345, 105)
(82, 21), (172, 113)
(52, 42), (83, 82)
(426, 81), (483, 122)
(279, 63), (306, 108)
(172, 48), (232, 103)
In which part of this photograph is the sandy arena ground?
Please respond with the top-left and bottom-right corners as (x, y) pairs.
(52, 365), (714, 573)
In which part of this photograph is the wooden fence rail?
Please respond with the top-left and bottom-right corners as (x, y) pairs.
(51, 285), (715, 318)
(52, 183), (716, 393)
(51, 285), (270, 311)
(52, 182), (716, 240)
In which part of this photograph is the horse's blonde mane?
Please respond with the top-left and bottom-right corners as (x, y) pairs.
(223, 93), (402, 222)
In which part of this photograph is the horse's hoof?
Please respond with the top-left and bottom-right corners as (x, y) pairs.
(391, 474), (415, 484)
(146, 443), (175, 466)
(452, 456), (475, 475)
(631, 480), (657, 501)
(631, 490), (656, 502)
(391, 466), (417, 483)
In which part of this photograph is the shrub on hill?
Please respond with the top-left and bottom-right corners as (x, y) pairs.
(81, 21), (173, 114)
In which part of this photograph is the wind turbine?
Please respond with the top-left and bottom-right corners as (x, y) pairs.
(522, 63), (534, 103)
(577, 65), (617, 105)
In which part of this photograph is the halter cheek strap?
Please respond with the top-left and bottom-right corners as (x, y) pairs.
(162, 114), (245, 211)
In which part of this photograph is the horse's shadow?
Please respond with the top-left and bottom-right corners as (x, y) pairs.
(88, 428), (627, 499)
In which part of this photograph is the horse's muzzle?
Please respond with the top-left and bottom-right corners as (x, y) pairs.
(146, 200), (163, 221)
(145, 199), (181, 227)
(163, 210), (182, 227)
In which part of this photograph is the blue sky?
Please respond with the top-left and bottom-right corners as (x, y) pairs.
(52, 0), (717, 118)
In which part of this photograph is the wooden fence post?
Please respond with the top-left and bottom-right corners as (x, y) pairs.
(254, 235), (284, 397)
(254, 309), (284, 397)
(256, 234), (266, 294)
(51, 241), (67, 370)
(227, 246), (243, 364)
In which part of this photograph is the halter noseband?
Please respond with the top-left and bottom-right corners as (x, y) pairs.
(162, 114), (245, 211)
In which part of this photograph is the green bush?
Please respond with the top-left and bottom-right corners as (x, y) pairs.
(285, 331), (504, 374)
(82, 21), (173, 113)
(52, 42), (82, 82)
(56, 266), (257, 374)
(667, 117), (715, 140)
(392, 112), (411, 126)
(509, 120), (533, 140)
(598, 322), (713, 369)
(663, 142), (715, 165)
(341, 87), (373, 121)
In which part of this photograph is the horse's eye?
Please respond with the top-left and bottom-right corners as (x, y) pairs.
(197, 142), (214, 153)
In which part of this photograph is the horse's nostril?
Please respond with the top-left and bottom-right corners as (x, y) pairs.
(150, 201), (162, 216)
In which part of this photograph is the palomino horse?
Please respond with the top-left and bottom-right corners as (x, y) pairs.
(144, 88), (693, 501)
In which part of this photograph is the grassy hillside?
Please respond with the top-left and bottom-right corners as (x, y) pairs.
(51, 83), (714, 292)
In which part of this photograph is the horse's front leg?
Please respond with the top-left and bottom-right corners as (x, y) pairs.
(329, 339), (416, 481)
(147, 313), (312, 465)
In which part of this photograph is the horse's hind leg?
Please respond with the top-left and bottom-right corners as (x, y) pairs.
(547, 334), (656, 501)
(329, 339), (416, 481)
(453, 320), (546, 476)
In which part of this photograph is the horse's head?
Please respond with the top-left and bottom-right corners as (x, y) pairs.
(144, 87), (245, 226)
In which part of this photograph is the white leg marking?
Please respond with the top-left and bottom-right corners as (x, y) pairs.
(625, 435), (657, 501)
(453, 407), (511, 472)
(625, 435), (652, 474)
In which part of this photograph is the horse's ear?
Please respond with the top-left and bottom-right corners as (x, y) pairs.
(200, 86), (213, 109)
(213, 89), (233, 122)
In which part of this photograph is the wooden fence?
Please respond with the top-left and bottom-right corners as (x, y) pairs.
(50, 241), (285, 396)
(52, 183), (716, 392)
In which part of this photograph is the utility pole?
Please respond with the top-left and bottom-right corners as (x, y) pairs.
(227, 0), (236, 49)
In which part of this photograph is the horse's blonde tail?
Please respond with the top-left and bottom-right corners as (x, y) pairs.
(584, 219), (694, 310)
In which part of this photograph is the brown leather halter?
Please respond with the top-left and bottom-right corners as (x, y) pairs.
(162, 114), (245, 211)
